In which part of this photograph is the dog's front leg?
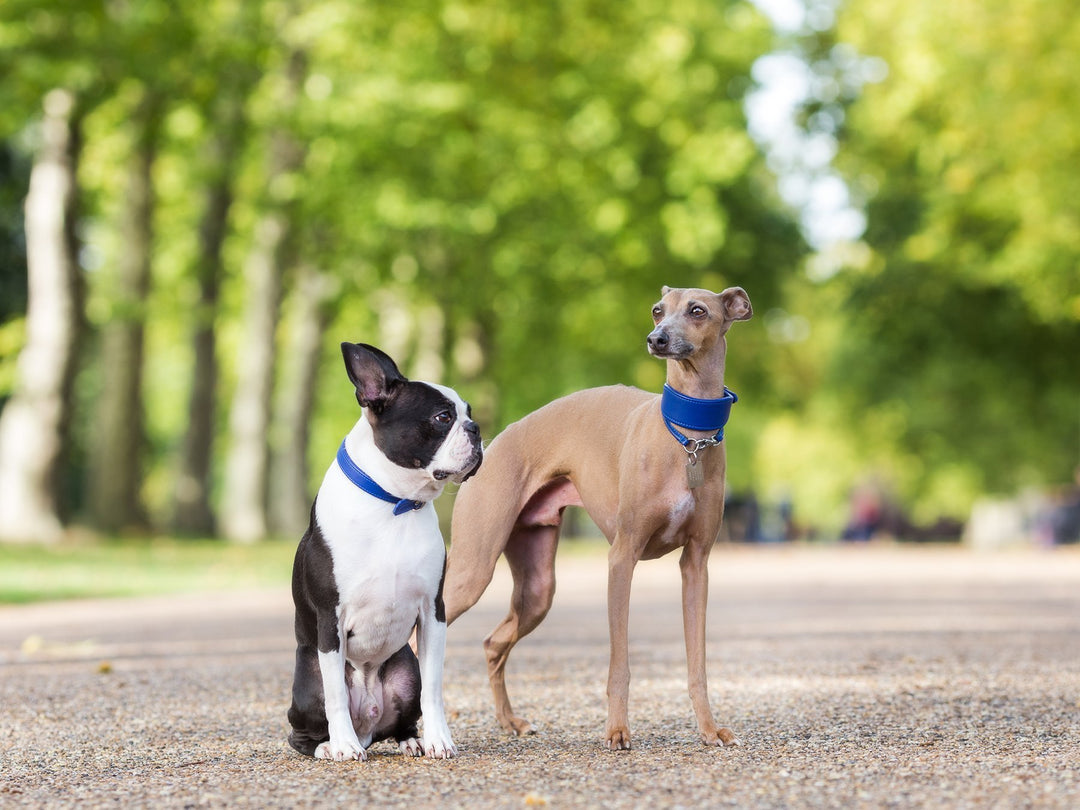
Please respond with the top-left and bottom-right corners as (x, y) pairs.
(415, 605), (456, 759)
(605, 541), (637, 750)
(680, 542), (741, 747)
(314, 613), (366, 761)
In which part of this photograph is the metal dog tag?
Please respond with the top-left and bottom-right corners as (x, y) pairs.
(686, 455), (704, 489)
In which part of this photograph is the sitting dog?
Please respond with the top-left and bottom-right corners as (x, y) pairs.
(287, 342), (483, 761)
(442, 286), (751, 750)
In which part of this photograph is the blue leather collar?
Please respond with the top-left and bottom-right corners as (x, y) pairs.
(336, 440), (425, 515)
(661, 384), (738, 447)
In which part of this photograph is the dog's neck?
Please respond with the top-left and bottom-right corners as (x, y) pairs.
(345, 418), (448, 503)
(665, 337), (727, 400)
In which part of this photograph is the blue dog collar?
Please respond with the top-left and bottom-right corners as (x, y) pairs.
(336, 440), (425, 516)
(661, 384), (738, 447)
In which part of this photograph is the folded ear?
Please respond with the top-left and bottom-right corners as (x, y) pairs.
(341, 342), (407, 413)
(661, 285), (675, 296)
(718, 287), (752, 322)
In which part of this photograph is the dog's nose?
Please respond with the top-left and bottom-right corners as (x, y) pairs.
(464, 420), (480, 436)
(647, 330), (669, 351)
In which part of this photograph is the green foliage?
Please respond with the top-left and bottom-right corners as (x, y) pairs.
(0, 0), (804, 533)
(22, 0), (1077, 538)
(290, 0), (800, 427)
(821, 0), (1080, 512)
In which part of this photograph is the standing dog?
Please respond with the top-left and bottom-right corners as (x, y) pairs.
(288, 343), (483, 761)
(443, 286), (751, 750)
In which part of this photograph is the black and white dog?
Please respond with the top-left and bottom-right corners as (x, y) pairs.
(287, 342), (483, 761)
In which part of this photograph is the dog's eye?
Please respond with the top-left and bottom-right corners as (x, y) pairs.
(434, 411), (453, 425)
(689, 305), (706, 318)
(652, 306), (663, 320)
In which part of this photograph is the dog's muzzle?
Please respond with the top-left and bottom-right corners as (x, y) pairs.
(647, 328), (694, 359)
(457, 445), (484, 483)
(434, 422), (484, 482)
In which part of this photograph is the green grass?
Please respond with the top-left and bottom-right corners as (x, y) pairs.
(0, 537), (298, 604)
(0, 534), (612, 605)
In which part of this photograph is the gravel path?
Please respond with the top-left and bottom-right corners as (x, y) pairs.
(2, 544), (1078, 809)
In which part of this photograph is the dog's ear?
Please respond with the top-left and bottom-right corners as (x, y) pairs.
(341, 342), (407, 413)
(661, 285), (674, 296)
(718, 287), (752, 322)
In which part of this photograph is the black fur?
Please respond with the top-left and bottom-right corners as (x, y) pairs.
(369, 382), (458, 471)
(341, 342), (459, 471)
(286, 500), (423, 757)
(434, 558), (447, 624)
(287, 645), (422, 757)
(369, 646), (422, 745)
(288, 343), (476, 759)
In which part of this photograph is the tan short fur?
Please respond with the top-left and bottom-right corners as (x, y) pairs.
(443, 286), (752, 750)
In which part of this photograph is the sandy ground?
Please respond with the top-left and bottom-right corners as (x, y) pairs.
(1, 543), (1078, 809)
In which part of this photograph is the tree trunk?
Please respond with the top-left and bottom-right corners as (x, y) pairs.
(171, 93), (246, 536)
(268, 263), (338, 538)
(87, 91), (162, 533)
(220, 50), (307, 543)
(0, 90), (84, 543)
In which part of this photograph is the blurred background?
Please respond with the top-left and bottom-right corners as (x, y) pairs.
(0, 0), (1077, 551)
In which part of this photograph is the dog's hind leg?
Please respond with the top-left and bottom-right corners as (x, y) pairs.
(484, 522), (559, 736)
(287, 644), (329, 757)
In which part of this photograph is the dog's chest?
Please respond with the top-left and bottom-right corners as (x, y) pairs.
(317, 492), (444, 664)
(641, 477), (722, 559)
(337, 565), (429, 662)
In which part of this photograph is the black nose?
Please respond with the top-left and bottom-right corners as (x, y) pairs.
(465, 420), (479, 436)
(647, 330), (669, 350)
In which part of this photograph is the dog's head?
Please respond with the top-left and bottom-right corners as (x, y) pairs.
(646, 286), (752, 360)
(341, 342), (483, 483)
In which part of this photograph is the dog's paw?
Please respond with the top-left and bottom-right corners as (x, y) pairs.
(422, 731), (457, 759)
(505, 716), (536, 737)
(702, 727), (742, 748)
(314, 738), (367, 762)
(605, 726), (632, 751)
(399, 737), (423, 757)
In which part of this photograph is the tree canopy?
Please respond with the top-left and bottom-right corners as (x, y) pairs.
(0, 0), (809, 540)
(1, 0), (1077, 542)
(824, 0), (1080, 512)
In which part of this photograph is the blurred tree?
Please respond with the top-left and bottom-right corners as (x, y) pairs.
(87, 89), (162, 532)
(299, 0), (801, 429)
(0, 90), (84, 543)
(171, 88), (247, 536)
(0, 143), (29, 327)
(171, 3), (264, 536)
(220, 42), (308, 544)
(0, 0), (111, 542)
(0, 0), (804, 540)
(268, 261), (338, 537)
(827, 0), (1080, 508)
(230, 0), (804, 537)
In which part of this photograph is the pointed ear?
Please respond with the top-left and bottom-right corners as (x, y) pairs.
(341, 342), (407, 413)
(718, 287), (752, 322)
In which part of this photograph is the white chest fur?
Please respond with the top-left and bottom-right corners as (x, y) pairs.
(315, 462), (446, 668)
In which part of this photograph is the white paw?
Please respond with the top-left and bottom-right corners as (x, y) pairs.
(314, 737), (367, 762)
(422, 730), (456, 759)
(399, 737), (423, 757)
